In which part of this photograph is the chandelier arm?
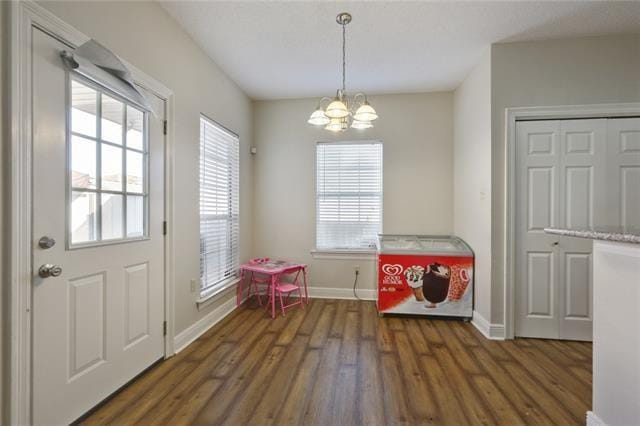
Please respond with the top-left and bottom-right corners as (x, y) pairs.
(318, 96), (333, 109)
(353, 92), (367, 105)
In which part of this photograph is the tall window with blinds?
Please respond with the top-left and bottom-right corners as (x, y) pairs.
(199, 116), (240, 297)
(316, 141), (383, 250)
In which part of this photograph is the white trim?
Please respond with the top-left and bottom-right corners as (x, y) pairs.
(8, 2), (176, 423)
(503, 102), (640, 340)
(174, 296), (240, 354)
(306, 286), (377, 300)
(163, 83), (176, 358)
(471, 310), (505, 340)
(310, 249), (376, 260)
(586, 411), (607, 426)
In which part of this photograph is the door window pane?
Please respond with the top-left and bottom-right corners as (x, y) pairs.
(126, 150), (144, 193)
(68, 77), (150, 247)
(71, 80), (97, 137)
(127, 195), (145, 238)
(101, 144), (123, 191)
(71, 191), (98, 244)
(101, 95), (123, 145)
(101, 194), (124, 240)
(71, 136), (96, 189)
(126, 106), (144, 150)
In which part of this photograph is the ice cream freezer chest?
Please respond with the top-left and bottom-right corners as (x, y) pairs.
(376, 234), (474, 318)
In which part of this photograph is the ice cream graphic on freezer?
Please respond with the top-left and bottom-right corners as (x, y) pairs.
(376, 235), (474, 318)
(404, 265), (425, 301)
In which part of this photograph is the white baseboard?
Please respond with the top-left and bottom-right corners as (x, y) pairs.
(471, 310), (505, 340)
(586, 411), (606, 426)
(306, 286), (376, 301)
(173, 296), (238, 353)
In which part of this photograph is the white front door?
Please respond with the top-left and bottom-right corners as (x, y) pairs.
(515, 119), (609, 341)
(32, 29), (166, 425)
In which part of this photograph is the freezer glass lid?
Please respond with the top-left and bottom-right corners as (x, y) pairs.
(378, 235), (419, 251)
(417, 237), (465, 252)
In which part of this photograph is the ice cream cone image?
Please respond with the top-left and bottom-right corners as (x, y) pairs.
(404, 266), (425, 301)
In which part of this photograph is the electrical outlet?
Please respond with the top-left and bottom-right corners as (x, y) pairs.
(190, 279), (197, 293)
(354, 265), (360, 274)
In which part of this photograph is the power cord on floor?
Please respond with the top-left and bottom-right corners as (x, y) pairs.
(353, 269), (361, 300)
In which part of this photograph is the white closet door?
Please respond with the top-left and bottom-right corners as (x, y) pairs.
(557, 119), (606, 340)
(516, 120), (561, 339)
(516, 119), (606, 340)
(607, 118), (640, 229)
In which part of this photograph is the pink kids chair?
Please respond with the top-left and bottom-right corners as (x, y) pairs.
(271, 268), (305, 316)
(246, 258), (271, 307)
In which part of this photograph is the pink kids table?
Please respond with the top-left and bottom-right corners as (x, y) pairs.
(238, 260), (309, 318)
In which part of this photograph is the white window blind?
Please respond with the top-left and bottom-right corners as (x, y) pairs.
(316, 141), (383, 250)
(199, 116), (240, 296)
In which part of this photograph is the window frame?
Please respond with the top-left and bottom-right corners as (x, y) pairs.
(66, 73), (150, 250)
(198, 114), (241, 301)
(314, 140), (383, 254)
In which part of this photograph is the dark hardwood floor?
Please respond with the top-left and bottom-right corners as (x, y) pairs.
(82, 299), (592, 425)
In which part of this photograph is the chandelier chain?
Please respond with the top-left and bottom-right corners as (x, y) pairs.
(342, 22), (346, 93)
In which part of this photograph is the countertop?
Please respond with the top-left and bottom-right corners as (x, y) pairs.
(544, 226), (640, 244)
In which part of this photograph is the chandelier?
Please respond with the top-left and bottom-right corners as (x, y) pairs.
(307, 12), (378, 132)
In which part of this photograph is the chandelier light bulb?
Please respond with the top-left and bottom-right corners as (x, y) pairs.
(325, 99), (349, 119)
(308, 108), (330, 126)
(351, 119), (373, 129)
(353, 102), (378, 122)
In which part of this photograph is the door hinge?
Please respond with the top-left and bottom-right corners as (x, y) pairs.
(163, 221), (167, 236)
(163, 120), (167, 135)
(163, 321), (167, 336)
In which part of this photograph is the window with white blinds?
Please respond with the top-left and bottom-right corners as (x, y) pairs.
(316, 141), (383, 250)
(199, 116), (240, 297)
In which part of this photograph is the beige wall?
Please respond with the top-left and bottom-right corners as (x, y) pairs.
(491, 34), (640, 325)
(453, 50), (492, 322)
(36, 1), (254, 335)
(253, 92), (453, 293)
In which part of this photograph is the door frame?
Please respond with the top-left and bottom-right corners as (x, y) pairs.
(8, 1), (177, 424)
(504, 103), (640, 340)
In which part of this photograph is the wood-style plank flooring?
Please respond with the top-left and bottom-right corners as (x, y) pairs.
(82, 299), (592, 425)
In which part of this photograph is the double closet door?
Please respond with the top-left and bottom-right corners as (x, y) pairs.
(515, 117), (640, 341)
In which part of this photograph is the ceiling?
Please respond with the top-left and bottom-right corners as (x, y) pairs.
(160, 1), (640, 100)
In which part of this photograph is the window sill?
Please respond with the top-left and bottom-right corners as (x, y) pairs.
(310, 249), (377, 260)
(196, 277), (240, 310)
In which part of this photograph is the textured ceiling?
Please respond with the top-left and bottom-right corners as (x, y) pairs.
(160, 1), (640, 100)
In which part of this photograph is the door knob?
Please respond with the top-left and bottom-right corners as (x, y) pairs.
(38, 264), (62, 278)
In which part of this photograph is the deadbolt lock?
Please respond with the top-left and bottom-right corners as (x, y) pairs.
(38, 236), (56, 249)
